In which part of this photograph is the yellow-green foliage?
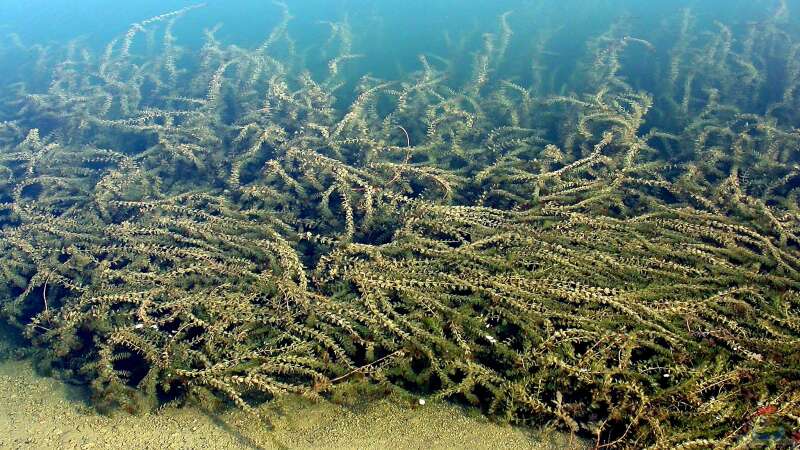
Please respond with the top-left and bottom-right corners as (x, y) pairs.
(0, 3), (799, 448)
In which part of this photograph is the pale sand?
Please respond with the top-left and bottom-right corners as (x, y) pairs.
(0, 358), (585, 450)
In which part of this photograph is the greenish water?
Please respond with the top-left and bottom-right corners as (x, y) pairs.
(1, 1), (799, 448)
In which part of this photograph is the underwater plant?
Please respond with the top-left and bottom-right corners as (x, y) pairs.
(1, 1), (799, 448)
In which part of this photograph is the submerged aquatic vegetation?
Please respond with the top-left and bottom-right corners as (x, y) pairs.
(1, 1), (799, 447)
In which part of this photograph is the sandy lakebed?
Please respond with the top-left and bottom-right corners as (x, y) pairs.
(0, 357), (584, 450)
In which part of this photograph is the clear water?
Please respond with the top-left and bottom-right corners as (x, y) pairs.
(1, 1), (799, 448)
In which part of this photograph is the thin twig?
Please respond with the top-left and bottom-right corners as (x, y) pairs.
(388, 125), (412, 185)
(397, 125), (411, 148)
(331, 349), (404, 383)
(42, 271), (52, 313)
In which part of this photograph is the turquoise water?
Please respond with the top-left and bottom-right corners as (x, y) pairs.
(1, 1), (799, 448)
(1, 0), (791, 120)
(0, 0), (785, 79)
